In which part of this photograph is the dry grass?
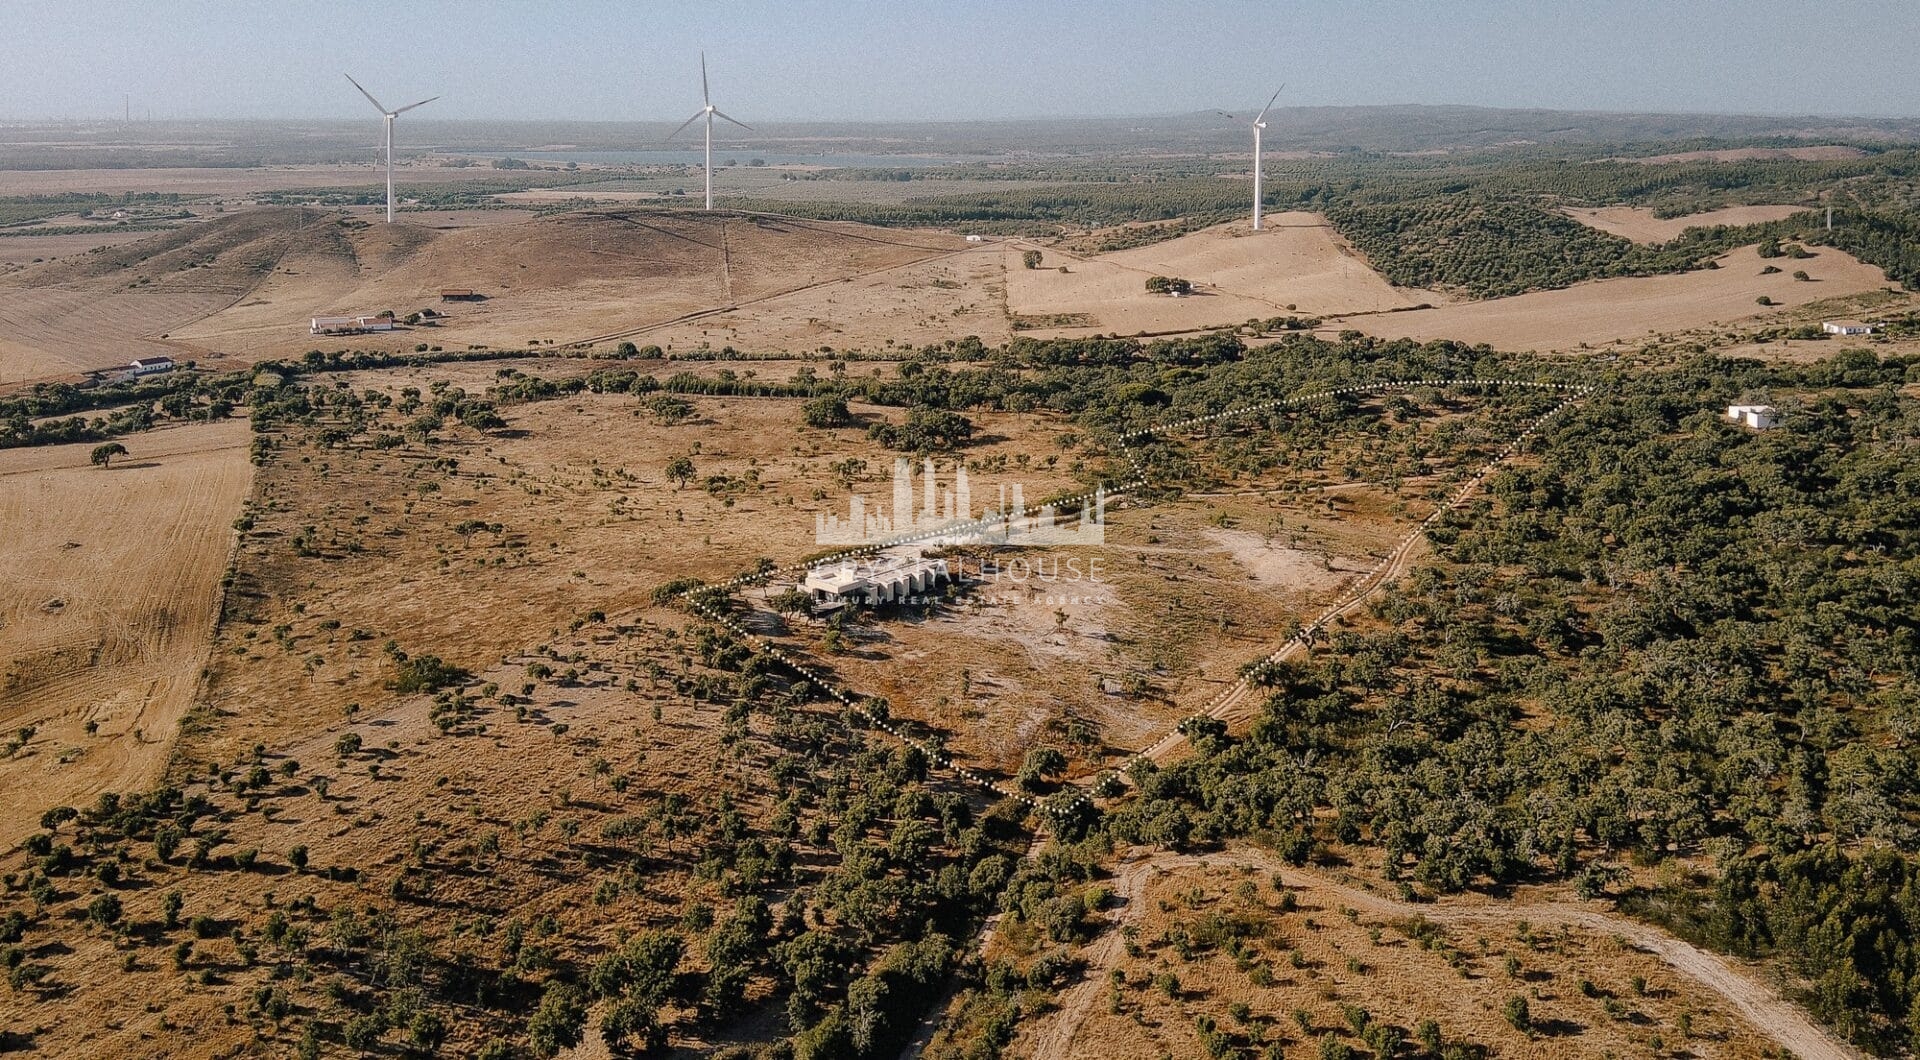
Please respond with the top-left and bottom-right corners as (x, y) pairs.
(0, 229), (162, 269)
(1005, 215), (1430, 338)
(1562, 205), (1810, 244)
(0, 420), (251, 847)
(185, 382), (1071, 768)
(1619, 146), (1865, 165)
(643, 241), (1013, 352)
(0, 289), (234, 382)
(1011, 851), (1792, 1060)
(1338, 245), (1900, 352)
(161, 209), (967, 362)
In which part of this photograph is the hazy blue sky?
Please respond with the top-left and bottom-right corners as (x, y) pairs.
(3, 0), (1916, 122)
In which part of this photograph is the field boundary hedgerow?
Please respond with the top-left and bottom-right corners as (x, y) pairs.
(680, 377), (1597, 827)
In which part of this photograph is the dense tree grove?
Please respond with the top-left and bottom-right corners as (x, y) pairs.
(1052, 346), (1920, 1053)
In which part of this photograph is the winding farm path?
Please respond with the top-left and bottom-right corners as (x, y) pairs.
(1021, 849), (1861, 1060)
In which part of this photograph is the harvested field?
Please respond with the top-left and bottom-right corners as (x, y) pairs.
(1621, 145), (1866, 164)
(347, 206), (540, 228)
(158, 209), (968, 360)
(1563, 204), (1809, 244)
(0, 228), (160, 268)
(644, 241), (1012, 351)
(1006, 215), (1430, 337)
(1337, 245), (1897, 351)
(0, 419), (251, 847)
(0, 287), (232, 381)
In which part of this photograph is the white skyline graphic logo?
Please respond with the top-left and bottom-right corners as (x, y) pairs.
(814, 458), (1105, 546)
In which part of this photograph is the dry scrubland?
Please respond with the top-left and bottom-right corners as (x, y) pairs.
(994, 850), (1824, 1060)
(1338, 245), (1896, 351)
(781, 490), (1406, 783)
(0, 573), (981, 1057)
(0, 420), (252, 848)
(189, 382), (1075, 767)
(1561, 204), (1810, 244)
(1005, 215), (1433, 337)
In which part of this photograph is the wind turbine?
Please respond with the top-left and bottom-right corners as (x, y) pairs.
(345, 74), (439, 223)
(667, 53), (752, 211)
(1248, 86), (1283, 230)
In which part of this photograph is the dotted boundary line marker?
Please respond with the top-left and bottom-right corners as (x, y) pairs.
(680, 378), (1597, 826)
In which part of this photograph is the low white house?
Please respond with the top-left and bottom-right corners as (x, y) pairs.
(1726, 404), (1779, 430)
(1823, 320), (1876, 336)
(310, 315), (394, 336)
(128, 356), (175, 376)
(964, 234), (985, 243)
(803, 553), (951, 610)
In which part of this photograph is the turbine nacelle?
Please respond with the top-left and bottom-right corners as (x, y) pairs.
(345, 74), (438, 224)
(1248, 84), (1283, 231)
(665, 52), (752, 211)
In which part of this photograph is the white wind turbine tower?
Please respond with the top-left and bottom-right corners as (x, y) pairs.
(667, 53), (752, 211)
(345, 74), (439, 223)
(1249, 85), (1283, 230)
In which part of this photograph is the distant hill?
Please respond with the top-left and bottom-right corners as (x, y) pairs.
(4, 107), (1919, 169)
(5, 205), (968, 363)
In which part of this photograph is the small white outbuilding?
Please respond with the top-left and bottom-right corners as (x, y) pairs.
(1726, 404), (1779, 430)
(1822, 320), (1875, 336)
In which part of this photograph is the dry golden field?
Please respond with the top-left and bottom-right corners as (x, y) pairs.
(1337, 245), (1899, 352)
(1005, 215), (1434, 337)
(0, 419), (251, 848)
(167, 210), (969, 363)
(1562, 204), (1810, 244)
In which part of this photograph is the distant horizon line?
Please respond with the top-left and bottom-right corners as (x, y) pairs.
(4, 101), (1920, 128)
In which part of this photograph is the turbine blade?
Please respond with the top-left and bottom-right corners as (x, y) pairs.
(1254, 85), (1285, 125)
(713, 108), (752, 132)
(666, 110), (705, 140)
(392, 96), (439, 115)
(701, 52), (710, 105)
(345, 74), (387, 114)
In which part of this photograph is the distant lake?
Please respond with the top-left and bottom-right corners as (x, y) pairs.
(471, 150), (976, 168)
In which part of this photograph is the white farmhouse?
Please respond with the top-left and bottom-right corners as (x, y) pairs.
(310, 315), (395, 336)
(1726, 404), (1779, 430)
(128, 356), (175, 376)
(803, 553), (951, 610)
(1822, 320), (1876, 336)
